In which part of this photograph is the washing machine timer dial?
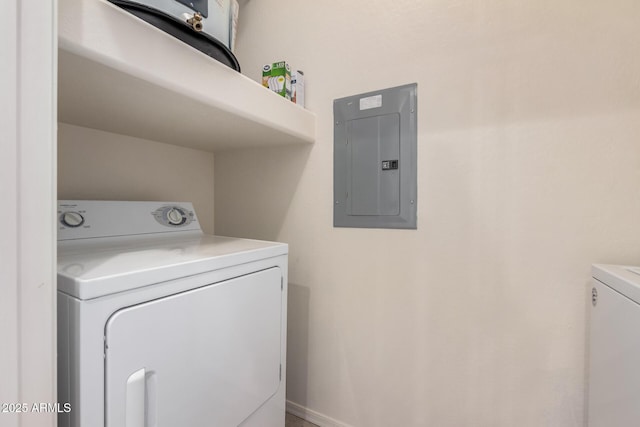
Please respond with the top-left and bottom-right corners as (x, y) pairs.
(60, 211), (85, 228)
(153, 206), (194, 227)
(166, 207), (186, 225)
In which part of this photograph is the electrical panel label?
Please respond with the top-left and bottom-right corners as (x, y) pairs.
(359, 94), (382, 110)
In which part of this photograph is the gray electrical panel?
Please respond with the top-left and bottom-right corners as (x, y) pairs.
(334, 83), (417, 229)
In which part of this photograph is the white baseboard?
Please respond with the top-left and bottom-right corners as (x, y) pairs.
(286, 400), (355, 427)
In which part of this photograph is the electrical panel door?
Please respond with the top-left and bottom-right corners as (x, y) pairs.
(334, 83), (417, 229)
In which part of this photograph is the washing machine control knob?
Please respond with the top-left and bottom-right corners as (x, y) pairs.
(166, 208), (186, 225)
(61, 211), (85, 228)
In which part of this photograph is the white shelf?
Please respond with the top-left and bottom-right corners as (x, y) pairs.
(58, 0), (315, 151)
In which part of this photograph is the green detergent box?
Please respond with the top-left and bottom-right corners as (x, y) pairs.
(262, 61), (291, 100)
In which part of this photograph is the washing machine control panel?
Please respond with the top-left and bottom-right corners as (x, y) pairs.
(58, 201), (201, 241)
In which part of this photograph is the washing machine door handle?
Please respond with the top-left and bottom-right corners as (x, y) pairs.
(126, 368), (145, 427)
(124, 368), (158, 427)
(126, 368), (146, 427)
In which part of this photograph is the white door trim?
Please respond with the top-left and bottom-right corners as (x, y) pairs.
(0, 2), (20, 424)
(1, 0), (57, 425)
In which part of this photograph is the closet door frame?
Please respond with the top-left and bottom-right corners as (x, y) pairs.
(0, 0), (57, 426)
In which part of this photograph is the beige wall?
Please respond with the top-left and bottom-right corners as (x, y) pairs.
(215, 1), (640, 426)
(58, 123), (215, 232)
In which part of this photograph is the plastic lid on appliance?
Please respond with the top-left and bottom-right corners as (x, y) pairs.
(628, 267), (640, 276)
(57, 234), (287, 300)
(592, 264), (640, 305)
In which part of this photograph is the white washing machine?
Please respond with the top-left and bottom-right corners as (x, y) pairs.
(57, 200), (288, 427)
(589, 264), (640, 426)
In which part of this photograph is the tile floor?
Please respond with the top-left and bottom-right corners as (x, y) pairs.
(285, 412), (319, 427)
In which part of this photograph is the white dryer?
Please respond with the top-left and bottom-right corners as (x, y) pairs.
(57, 200), (288, 427)
(589, 264), (640, 426)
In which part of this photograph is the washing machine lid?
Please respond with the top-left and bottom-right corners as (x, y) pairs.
(592, 264), (640, 305)
(58, 234), (287, 300)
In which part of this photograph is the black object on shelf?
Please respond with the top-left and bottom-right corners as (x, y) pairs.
(109, 0), (241, 72)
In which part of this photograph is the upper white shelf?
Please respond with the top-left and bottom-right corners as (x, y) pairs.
(58, 0), (315, 151)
